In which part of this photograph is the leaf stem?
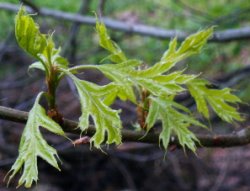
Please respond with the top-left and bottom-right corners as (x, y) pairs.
(46, 66), (63, 124)
(46, 66), (57, 109)
(137, 88), (150, 129)
(68, 65), (99, 73)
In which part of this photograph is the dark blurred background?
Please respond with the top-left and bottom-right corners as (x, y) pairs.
(0, 0), (250, 190)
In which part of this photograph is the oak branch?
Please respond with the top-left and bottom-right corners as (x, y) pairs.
(0, 106), (250, 148)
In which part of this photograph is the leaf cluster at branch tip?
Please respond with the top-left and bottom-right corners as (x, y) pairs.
(7, 6), (244, 188)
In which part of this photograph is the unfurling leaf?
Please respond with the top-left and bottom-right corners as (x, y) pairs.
(134, 28), (213, 78)
(95, 18), (141, 103)
(188, 79), (243, 122)
(63, 70), (122, 149)
(135, 69), (198, 96)
(7, 92), (66, 188)
(15, 7), (46, 59)
(146, 97), (206, 152)
(94, 19), (210, 99)
(96, 60), (141, 103)
(15, 7), (68, 76)
(96, 19), (127, 63)
(28, 61), (45, 74)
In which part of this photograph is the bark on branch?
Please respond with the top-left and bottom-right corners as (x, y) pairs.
(1, 3), (250, 42)
(0, 106), (250, 148)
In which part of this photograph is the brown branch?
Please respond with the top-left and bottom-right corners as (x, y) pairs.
(0, 106), (250, 148)
(1, 3), (250, 42)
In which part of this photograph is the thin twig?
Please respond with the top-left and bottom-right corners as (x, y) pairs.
(0, 106), (250, 148)
(174, 0), (213, 21)
(1, 3), (250, 42)
(98, 0), (107, 17)
(61, 0), (91, 59)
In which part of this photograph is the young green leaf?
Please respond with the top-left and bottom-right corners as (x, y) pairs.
(7, 92), (66, 188)
(15, 7), (68, 77)
(135, 28), (213, 78)
(135, 69), (198, 96)
(96, 59), (141, 103)
(28, 61), (45, 73)
(94, 62), (197, 97)
(96, 19), (127, 63)
(188, 79), (243, 122)
(63, 70), (122, 149)
(145, 99), (159, 129)
(146, 97), (206, 152)
(15, 6), (47, 60)
(93, 19), (209, 99)
(38, 36), (69, 70)
(85, 60), (197, 102)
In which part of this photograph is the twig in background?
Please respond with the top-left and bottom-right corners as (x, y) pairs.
(98, 0), (107, 17)
(19, 0), (40, 13)
(62, 0), (91, 61)
(1, 3), (250, 42)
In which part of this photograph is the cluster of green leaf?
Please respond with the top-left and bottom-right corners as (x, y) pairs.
(7, 7), (243, 188)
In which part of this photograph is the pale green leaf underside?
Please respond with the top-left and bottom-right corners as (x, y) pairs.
(188, 79), (243, 123)
(146, 97), (206, 152)
(64, 70), (122, 148)
(97, 60), (141, 103)
(7, 92), (65, 188)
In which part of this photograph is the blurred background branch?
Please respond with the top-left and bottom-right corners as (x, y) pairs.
(1, 3), (250, 42)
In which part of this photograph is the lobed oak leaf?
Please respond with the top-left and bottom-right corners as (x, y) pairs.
(7, 92), (66, 188)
